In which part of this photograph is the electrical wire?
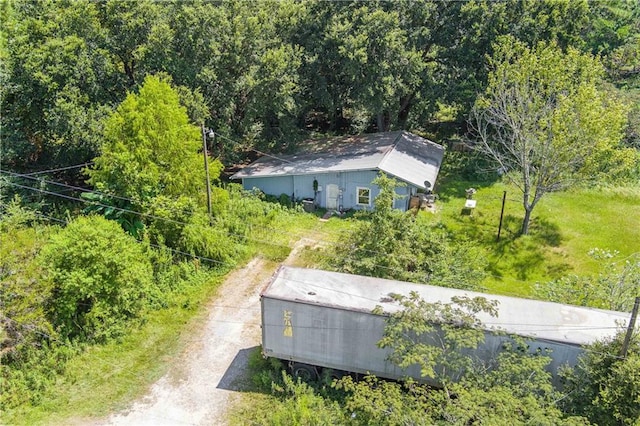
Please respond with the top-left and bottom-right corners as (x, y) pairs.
(1, 170), (499, 280)
(5, 172), (639, 300)
(9, 176), (640, 302)
(2, 180), (294, 252)
(20, 162), (94, 176)
(1, 169), (341, 241)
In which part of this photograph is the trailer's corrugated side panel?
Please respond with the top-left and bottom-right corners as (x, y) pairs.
(261, 293), (585, 386)
(262, 296), (411, 381)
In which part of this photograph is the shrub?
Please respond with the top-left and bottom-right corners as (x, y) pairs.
(40, 216), (158, 343)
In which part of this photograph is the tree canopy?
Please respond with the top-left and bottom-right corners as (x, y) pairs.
(470, 37), (633, 234)
(87, 74), (208, 204)
(3, 0), (637, 172)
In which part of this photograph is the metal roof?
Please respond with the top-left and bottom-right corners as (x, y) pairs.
(263, 266), (634, 346)
(230, 131), (445, 189)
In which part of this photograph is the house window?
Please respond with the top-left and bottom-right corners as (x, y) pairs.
(356, 187), (371, 206)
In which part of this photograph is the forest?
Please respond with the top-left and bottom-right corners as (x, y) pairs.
(1, 0), (640, 424)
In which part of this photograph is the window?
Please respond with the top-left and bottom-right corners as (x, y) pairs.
(356, 187), (371, 206)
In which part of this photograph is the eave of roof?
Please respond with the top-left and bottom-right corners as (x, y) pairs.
(230, 131), (444, 189)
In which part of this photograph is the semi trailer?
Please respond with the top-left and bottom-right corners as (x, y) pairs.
(260, 266), (634, 385)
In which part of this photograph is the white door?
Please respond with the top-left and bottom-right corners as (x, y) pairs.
(326, 184), (339, 210)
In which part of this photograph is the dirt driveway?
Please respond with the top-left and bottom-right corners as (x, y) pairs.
(104, 237), (318, 426)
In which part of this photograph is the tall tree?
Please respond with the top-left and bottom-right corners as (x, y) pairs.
(470, 37), (631, 235)
(87, 74), (208, 205)
(1, 0), (113, 170)
(167, 0), (305, 157)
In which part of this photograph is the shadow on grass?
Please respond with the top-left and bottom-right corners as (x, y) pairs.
(481, 215), (570, 282)
(436, 179), (495, 202)
(529, 217), (562, 247)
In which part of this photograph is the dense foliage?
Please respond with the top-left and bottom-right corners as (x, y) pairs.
(2, 0), (638, 172)
(328, 174), (487, 289)
(40, 216), (157, 342)
(562, 333), (640, 425)
(2, 0), (639, 423)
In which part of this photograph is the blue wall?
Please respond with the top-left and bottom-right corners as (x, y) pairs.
(241, 171), (417, 211)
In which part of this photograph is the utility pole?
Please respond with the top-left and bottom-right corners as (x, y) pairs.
(201, 124), (213, 225)
(620, 297), (639, 359)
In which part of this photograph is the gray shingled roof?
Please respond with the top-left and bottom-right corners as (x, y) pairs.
(230, 131), (445, 189)
(263, 267), (634, 346)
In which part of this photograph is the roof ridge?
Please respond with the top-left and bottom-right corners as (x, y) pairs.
(376, 131), (404, 171)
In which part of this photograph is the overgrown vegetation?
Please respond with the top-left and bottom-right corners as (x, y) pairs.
(0, 182), (310, 423)
(2, 0), (639, 423)
(325, 174), (487, 289)
(238, 293), (635, 425)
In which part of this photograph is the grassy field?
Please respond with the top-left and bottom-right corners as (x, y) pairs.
(428, 181), (640, 297)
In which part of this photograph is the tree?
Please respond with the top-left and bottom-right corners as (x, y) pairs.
(1, 0), (114, 170)
(470, 37), (630, 235)
(167, 0), (305, 157)
(561, 332), (640, 425)
(40, 216), (156, 342)
(335, 293), (586, 424)
(86, 74), (240, 262)
(330, 174), (486, 289)
(87, 73), (209, 204)
(375, 292), (499, 387)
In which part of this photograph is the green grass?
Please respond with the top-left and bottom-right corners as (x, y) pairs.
(5, 270), (228, 425)
(429, 181), (640, 297)
(4, 208), (322, 425)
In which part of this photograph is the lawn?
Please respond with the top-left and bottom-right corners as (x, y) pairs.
(428, 181), (640, 297)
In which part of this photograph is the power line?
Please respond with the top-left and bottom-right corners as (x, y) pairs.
(2, 169), (341, 242)
(29, 211), (237, 269)
(11, 180), (639, 299)
(2, 171), (487, 277)
(6, 172), (639, 297)
(3, 180), (295, 252)
(21, 162), (94, 176)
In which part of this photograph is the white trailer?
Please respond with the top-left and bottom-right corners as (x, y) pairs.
(261, 266), (633, 385)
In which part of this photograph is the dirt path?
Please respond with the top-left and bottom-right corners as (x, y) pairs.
(104, 237), (318, 426)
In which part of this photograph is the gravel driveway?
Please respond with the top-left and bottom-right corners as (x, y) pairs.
(104, 238), (315, 426)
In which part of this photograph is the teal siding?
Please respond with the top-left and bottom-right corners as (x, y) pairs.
(243, 171), (418, 211)
(243, 176), (294, 197)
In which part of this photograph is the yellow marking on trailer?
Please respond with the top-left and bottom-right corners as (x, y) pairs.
(283, 310), (293, 337)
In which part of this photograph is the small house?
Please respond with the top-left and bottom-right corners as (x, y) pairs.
(230, 131), (445, 211)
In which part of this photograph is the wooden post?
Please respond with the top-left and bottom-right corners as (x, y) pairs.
(496, 191), (507, 242)
(202, 124), (213, 225)
(620, 297), (640, 359)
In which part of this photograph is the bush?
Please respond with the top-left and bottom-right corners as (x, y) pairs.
(561, 333), (640, 425)
(40, 216), (158, 343)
